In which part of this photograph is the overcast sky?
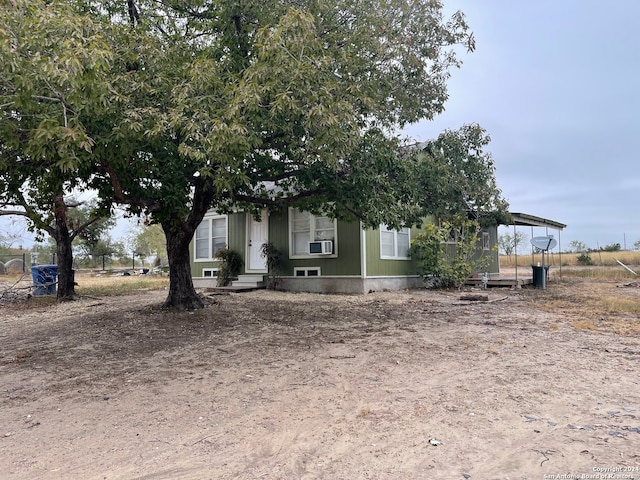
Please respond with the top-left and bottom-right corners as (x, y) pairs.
(404, 0), (640, 250)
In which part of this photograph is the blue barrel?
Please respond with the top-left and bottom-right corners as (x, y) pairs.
(32, 264), (58, 295)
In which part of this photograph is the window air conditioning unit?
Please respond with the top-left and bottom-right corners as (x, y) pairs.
(309, 240), (333, 255)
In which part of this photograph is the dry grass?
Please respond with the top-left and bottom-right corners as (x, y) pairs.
(572, 319), (597, 330)
(2, 271), (169, 295)
(486, 345), (500, 355)
(74, 273), (640, 336)
(560, 267), (639, 281)
(530, 278), (640, 336)
(4, 267), (636, 339)
(358, 406), (373, 417)
(75, 272), (169, 296)
(1, 272), (169, 307)
(500, 250), (640, 268)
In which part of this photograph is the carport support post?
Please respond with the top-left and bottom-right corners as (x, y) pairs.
(513, 224), (518, 285)
(558, 230), (562, 279)
(544, 227), (548, 291)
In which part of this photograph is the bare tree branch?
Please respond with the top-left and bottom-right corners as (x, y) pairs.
(0, 209), (29, 217)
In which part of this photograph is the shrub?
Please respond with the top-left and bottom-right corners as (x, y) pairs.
(576, 252), (593, 266)
(601, 242), (621, 252)
(409, 218), (486, 289)
(214, 248), (243, 287)
(261, 242), (282, 290)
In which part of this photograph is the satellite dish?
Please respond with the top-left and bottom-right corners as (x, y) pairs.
(531, 235), (557, 251)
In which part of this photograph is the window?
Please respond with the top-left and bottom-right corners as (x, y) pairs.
(202, 268), (218, 277)
(446, 227), (458, 244)
(289, 209), (336, 257)
(194, 215), (227, 261)
(482, 232), (490, 251)
(380, 225), (410, 259)
(294, 267), (321, 277)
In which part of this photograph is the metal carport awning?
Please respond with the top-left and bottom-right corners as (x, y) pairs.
(504, 212), (567, 284)
(508, 212), (567, 230)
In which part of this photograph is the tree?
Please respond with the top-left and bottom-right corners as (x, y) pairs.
(0, 0), (113, 299)
(67, 201), (115, 266)
(499, 231), (528, 257)
(88, 0), (480, 309)
(4, 0), (501, 309)
(0, 232), (10, 255)
(568, 240), (588, 253)
(130, 224), (167, 268)
(634, 240), (640, 251)
(416, 124), (509, 223)
(601, 242), (621, 252)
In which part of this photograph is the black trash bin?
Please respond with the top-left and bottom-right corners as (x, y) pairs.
(531, 265), (549, 288)
(32, 264), (58, 295)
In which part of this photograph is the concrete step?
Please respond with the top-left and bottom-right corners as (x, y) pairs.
(231, 274), (266, 287)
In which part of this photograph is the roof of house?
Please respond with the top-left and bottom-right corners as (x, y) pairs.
(507, 212), (566, 230)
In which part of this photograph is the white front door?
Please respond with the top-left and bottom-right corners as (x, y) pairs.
(247, 210), (268, 272)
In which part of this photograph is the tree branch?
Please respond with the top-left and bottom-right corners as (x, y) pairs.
(100, 160), (161, 214)
(230, 189), (329, 207)
(15, 195), (55, 238)
(128, 0), (140, 28)
(69, 215), (102, 243)
(0, 209), (29, 217)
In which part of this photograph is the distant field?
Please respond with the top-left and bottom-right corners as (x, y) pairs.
(74, 271), (170, 296)
(500, 250), (640, 268)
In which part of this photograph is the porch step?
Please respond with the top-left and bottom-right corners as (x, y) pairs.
(231, 274), (266, 288)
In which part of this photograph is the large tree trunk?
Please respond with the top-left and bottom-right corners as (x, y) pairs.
(53, 195), (76, 300)
(55, 233), (76, 300)
(162, 223), (204, 310)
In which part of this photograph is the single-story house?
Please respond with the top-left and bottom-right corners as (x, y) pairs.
(190, 207), (500, 293)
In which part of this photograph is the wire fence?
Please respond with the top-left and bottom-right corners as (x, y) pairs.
(0, 253), (28, 274)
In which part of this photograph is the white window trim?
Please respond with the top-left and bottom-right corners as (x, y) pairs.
(293, 267), (322, 277)
(194, 214), (228, 262)
(380, 225), (411, 260)
(482, 232), (490, 251)
(201, 268), (218, 278)
(288, 208), (338, 259)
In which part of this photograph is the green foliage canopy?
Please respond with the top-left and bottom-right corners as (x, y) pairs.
(414, 124), (509, 226)
(0, 0), (115, 297)
(88, 0), (478, 228)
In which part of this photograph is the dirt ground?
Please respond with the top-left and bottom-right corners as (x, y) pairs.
(1, 278), (640, 480)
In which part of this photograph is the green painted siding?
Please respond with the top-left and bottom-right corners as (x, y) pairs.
(266, 209), (288, 259)
(228, 213), (246, 257)
(268, 210), (362, 276)
(364, 226), (421, 277)
(190, 255), (217, 278)
(189, 209), (500, 281)
(189, 212), (246, 278)
(441, 226), (500, 275)
(471, 227), (499, 274)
